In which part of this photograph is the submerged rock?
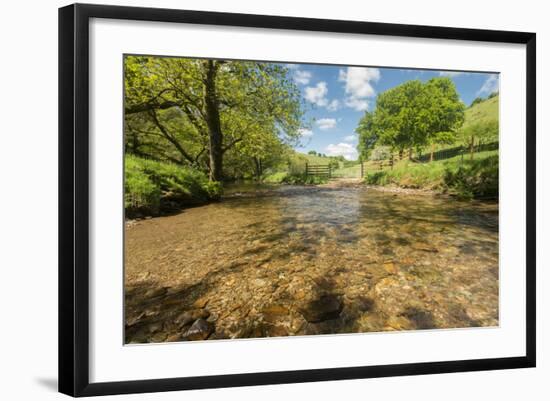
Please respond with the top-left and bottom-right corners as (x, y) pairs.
(300, 295), (343, 323)
(183, 318), (214, 341)
(175, 309), (210, 328)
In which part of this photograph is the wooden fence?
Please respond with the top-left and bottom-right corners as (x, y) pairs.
(305, 163), (332, 177)
(416, 141), (499, 163)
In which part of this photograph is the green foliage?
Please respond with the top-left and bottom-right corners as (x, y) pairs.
(262, 171), (328, 185)
(443, 155), (498, 200)
(282, 174), (329, 185)
(369, 146), (392, 161)
(356, 77), (464, 157)
(263, 171), (289, 183)
(125, 155), (222, 217)
(458, 120), (499, 148)
(364, 150), (498, 199)
(124, 56), (305, 181)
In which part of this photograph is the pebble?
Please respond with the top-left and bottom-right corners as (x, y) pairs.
(183, 318), (214, 341)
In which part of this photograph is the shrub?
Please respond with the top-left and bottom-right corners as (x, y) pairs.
(263, 171), (288, 183)
(443, 155), (498, 200)
(125, 155), (222, 217)
(282, 173), (328, 185)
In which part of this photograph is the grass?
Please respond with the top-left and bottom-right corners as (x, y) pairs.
(332, 164), (362, 178)
(463, 95), (499, 130)
(263, 171), (329, 185)
(125, 155), (222, 217)
(365, 150), (498, 199)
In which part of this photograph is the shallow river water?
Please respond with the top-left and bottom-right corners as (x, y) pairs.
(125, 184), (499, 343)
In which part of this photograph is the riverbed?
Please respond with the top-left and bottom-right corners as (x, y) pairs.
(125, 184), (498, 343)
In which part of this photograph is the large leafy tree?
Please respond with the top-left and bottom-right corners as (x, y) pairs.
(423, 78), (465, 160)
(124, 56), (304, 181)
(356, 77), (464, 162)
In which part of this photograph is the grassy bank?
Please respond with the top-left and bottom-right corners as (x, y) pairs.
(263, 171), (328, 185)
(365, 150), (498, 200)
(125, 155), (222, 218)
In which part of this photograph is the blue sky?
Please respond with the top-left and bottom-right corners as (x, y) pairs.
(283, 63), (499, 160)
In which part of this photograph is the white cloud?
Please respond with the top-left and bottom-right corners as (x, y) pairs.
(338, 67), (380, 111)
(325, 143), (358, 160)
(339, 67), (380, 97)
(304, 82), (329, 106)
(316, 118), (337, 130)
(344, 97), (370, 111)
(285, 63), (298, 70)
(326, 99), (340, 111)
(298, 128), (313, 138)
(477, 74), (499, 96)
(294, 70), (312, 85)
(343, 134), (357, 142)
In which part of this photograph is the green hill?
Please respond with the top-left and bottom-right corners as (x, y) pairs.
(463, 94), (499, 130)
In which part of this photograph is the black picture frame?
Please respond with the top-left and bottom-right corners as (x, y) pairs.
(59, 3), (536, 397)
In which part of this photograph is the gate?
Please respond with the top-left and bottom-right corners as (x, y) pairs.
(305, 163), (332, 178)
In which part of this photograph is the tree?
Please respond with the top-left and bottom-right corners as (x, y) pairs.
(355, 77), (464, 162)
(423, 78), (465, 161)
(124, 56), (304, 181)
(356, 112), (378, 160)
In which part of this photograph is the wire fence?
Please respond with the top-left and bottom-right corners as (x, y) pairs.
(415, 141), (499, 163)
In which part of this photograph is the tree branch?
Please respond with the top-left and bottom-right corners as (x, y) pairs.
(148, 110), (196, 165)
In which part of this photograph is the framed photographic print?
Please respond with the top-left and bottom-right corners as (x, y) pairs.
(58, 3), (536, 397)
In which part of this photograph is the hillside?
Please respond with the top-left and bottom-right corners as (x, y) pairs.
(295, 152), (333, 165)
(463, 94), (499, 129)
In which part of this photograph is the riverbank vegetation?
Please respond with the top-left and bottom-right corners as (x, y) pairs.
(125, 155), (222, 217)
(124, 56), (310, 214)
(358, 83), (499, 199)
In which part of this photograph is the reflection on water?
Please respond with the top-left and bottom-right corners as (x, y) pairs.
(125, 184), (498, 343)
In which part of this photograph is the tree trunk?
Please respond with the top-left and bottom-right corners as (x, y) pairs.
(398, 149), (404, 160)
(470, 135), (475, 161)
(203, 60), (223, 182)
(253, 157), (263, 181)
(408, 147), (413, 160)
(430, 143), (435, 162)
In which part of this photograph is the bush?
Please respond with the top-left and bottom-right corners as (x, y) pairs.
(125, 155), (222, 217)
(263, 171), (289, 183)
(263, 171), (329, 185)
(282, 173), (328, 185)
(364, 151), (498, 200)
(443, 155), (498, 200)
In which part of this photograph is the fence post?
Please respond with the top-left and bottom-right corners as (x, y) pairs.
(360, 159), (364, 178)
(305, 162), (308, 176)
(328, 165), (332, 178)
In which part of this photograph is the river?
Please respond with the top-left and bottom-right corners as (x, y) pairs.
(124, 183), (499, 343)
